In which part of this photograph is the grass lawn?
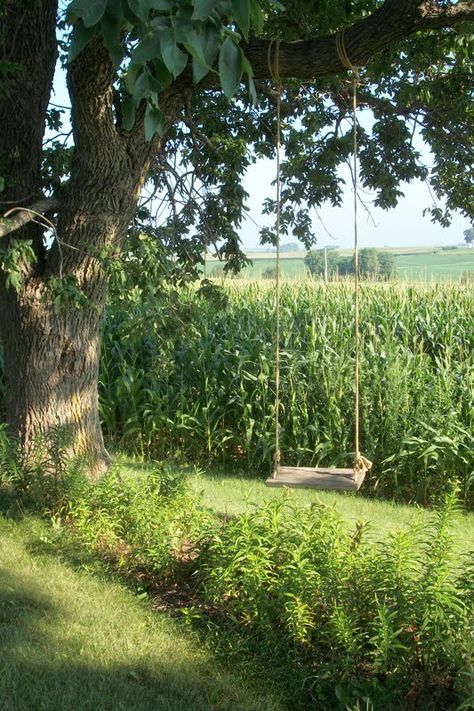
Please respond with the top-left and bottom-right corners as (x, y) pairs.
(0, 514), (284, 711)
(2, 461), (473, 710)
(119, 459), (474, 551)
(191, 472), (474, 550)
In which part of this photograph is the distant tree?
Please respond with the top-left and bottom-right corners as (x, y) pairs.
(378, 251), (397, 279)
(359, 248), (380, 278)
(464, 227), (474, 246)
(337, 256), (355, 276)
(280, 242), (301, 253)
(305, 249), (340, 278)
(306, 248), (395, 280)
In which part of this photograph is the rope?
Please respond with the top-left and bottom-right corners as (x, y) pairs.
(335, 30), (372, 475)
(269, 32), (372, 479)
(268, 39), (282, 477)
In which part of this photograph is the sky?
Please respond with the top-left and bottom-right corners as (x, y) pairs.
(241, 158), (469, 251)
(50, 66), (470, 254)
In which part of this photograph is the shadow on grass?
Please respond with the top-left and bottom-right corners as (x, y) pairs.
(0, 565), (282, 711)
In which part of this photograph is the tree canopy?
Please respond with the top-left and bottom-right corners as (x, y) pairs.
(2, 0), (473, 273)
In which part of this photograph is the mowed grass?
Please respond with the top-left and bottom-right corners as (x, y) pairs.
(191, 471), (474, 549)
(118, 460), (474, 552)
(205, 246), (474, 280)
(0, 514), (284, 711)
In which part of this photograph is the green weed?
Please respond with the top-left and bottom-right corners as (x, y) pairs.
(197, 487), (474, 708)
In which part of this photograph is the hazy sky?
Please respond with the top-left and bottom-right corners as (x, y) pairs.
(241, 148), (469, 252)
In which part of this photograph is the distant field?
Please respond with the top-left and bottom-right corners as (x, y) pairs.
(395, 248), (474, 280)
(206, 246), (474, 281)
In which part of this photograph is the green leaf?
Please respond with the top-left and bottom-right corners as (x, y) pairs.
(68, 22), (97, 61)
(216, 0), (232, 13)
(132, 70), (161, 104)
(101, 12), (124, 66)
(232, 0), (249, 39)
(120, 0), (140, 24)
(68, 0), (108, 27)
(241, 51), (256, 103)
(121, 97), (136, 130)
(132, 70), (152, 101)
(150, 0), (175, 8)
(160, 28), (188, 78)
(151, 59), (174, 89)
(144, 104), (165, 141)
(249, 0), (264, 34)
(133, 31), (162, 63)
(124, 62), (142, 94)
(127, 0), (152, 23)
(105, 0), (125, 19)
(192, 58), (209, 83)
(0, 177), (5, 192)
(184, 24), (219, 73)
(192, 0), (219, 21)
(218, 37), (242, 98)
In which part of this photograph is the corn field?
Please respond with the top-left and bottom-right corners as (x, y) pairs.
(99, 281), (474, 507)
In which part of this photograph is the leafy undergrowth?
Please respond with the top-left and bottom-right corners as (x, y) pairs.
(2, 459), (474, 710)
(197, 493), (474, 709)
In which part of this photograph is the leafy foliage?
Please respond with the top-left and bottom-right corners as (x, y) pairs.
(63, 464), (216, 579)
(198, 489), (474, 708)
(37, 0), (471, 277)
(0, 238), (36, 292)
(65, 0), (278, 138)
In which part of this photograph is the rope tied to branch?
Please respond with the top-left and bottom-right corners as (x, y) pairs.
(269, 32), (372, 477)
(335, 29), (372, 474)
(268, 38), (282, 476)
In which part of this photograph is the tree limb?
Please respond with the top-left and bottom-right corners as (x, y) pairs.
(200, 0), (474, 85)
(0, 197), (60, 238)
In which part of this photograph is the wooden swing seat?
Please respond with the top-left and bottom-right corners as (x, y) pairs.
(265, 465), (367, 491)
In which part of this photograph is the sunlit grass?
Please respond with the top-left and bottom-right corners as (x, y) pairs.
(0, 515), (284, 711)
(116, 458), (474, 551)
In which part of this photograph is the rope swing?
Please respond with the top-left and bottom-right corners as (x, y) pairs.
(266, 32), (372, 491)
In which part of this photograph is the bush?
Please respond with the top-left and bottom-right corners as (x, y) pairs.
(198, 490), (474, 709)
(64, 464), (216, 580)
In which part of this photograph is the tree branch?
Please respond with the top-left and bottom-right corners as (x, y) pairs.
(201, 0), (474, 86)
(0, 197), (60, 238)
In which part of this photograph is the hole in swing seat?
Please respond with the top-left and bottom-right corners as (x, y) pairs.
(265, 465), (367, 491)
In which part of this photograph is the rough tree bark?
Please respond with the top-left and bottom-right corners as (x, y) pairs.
(0, 3), (185, 477)
(0, 0), (473, 478)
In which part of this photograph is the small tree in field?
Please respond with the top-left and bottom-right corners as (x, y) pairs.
(464, 227), (474, 246)
(305, 249), (340, 279)
(1, 0), (473, 480)
(378, 251), (396, 279)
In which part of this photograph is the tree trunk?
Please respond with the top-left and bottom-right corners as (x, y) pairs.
(0, 152), (155, 476)
(0, 280), (110, 479)
(1, 8), (174, 479)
